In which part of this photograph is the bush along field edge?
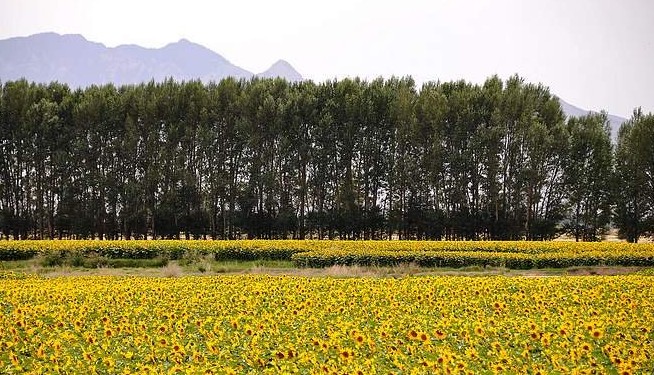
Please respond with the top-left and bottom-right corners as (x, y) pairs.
(0, 240), (653, 269)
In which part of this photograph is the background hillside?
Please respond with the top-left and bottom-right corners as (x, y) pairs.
(0, 33), (303, 86)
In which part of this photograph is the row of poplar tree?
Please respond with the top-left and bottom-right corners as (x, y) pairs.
(1, 76), (652, 241)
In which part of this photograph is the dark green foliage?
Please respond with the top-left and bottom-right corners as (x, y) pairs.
(613, 109), (654, 242)
(38, 252), (169, 268)
(562, 113), (614, 241)
(213, 246), (302, 261)
(0, 247), (38, 261)
(0, 76), (648, 240)
(39, 251), (66, 267)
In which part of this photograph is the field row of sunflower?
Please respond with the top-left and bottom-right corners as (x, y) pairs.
(0, 274), (652, 374)
(1, 240), (654, 268)
(290, 249), (654, 268)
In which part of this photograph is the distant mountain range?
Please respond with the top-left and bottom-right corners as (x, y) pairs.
(0, 32), (302, 87)
(558, 98), (626, 140)
(0, 33), (625, 138)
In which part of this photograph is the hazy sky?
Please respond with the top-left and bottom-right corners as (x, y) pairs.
(1, 0), (652, 117)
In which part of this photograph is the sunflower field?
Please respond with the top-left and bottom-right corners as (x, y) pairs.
(0, 273), (652, 374)
(1, 240), (654, 269)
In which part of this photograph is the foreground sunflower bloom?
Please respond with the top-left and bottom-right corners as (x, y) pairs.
(0, 274), (652, 374)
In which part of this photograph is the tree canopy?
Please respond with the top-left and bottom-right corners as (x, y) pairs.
(0, 76), (651, 241)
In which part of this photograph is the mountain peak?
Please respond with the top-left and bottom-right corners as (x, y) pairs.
(168, 38), (201, 48)
(257, 59), (303, 81)
(163, 38), (204, 50)
(271, 59), (292, 67)
(31, 31), (62, 38)
(31, 32), (88, 42)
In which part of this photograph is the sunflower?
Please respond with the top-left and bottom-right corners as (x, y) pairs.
(102, 356), (115, 368)
(492, 364), (505, 374)
(540, 335), (551, 347)
(36, 345), (45, 359)
(340, 349), (353, 360)
(465, 347), (478, 360)
(9, 351), (19, 366)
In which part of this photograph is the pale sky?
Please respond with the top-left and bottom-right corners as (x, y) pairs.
(1, 0), (652, 118)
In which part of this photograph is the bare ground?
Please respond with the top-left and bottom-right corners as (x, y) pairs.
(1, 259), (649, 278)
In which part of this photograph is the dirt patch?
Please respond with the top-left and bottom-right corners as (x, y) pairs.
(4, 259), (648, 278)
(565, 266), (645, 276)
